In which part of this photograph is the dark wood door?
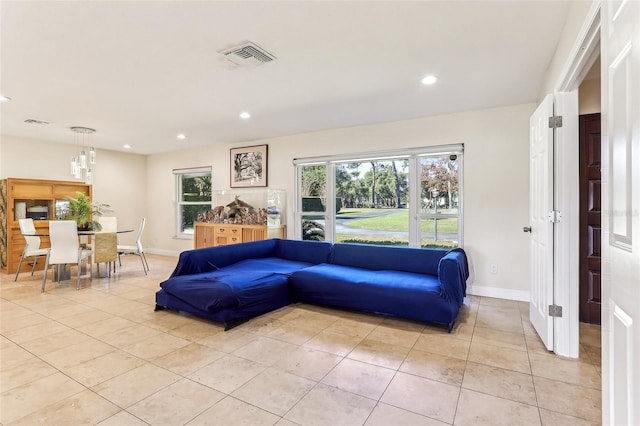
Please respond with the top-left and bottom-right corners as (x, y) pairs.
(579, 113), (601, 324)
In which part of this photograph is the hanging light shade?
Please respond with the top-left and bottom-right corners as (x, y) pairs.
(79, 150), (87, 169)
(70, 156), (77, 175)
(70, 126), (96, 181)
(73, 156), (82, 179)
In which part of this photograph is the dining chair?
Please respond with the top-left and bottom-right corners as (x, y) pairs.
(118, 217), (149, 275)
(88, 216), (118, 250)
(45, 220), (93, 290)
(97, 216), (118, 232)
(94, 232), (117, 277)
(14, 218), (50, 290)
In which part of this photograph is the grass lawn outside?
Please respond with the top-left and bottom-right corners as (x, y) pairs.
(335, 208), (458, 248)
(342, 209), (459, 234)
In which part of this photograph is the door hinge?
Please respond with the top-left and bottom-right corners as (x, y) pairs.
(548, 116), (563, 128)
(549, 304), (563, 317)
(548, 210), (562, 223)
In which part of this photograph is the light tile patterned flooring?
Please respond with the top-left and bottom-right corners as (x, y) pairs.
(1, 254), (602, 425)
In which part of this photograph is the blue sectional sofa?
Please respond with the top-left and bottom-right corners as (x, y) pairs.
(155, 239), (469, 330)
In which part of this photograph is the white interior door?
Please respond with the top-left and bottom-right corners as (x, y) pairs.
(529, 94), (554, 351)
(601, 0), (640, 423)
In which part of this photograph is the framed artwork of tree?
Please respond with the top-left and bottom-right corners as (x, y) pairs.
(230, 144), (268, 188)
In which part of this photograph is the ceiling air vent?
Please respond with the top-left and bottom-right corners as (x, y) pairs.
(24, 118), (50, 125)
(222, 42), (276, 67)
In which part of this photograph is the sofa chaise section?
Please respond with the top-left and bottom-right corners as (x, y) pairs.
(155, 239), (332, 329)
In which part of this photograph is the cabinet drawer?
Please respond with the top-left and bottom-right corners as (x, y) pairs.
(214, 235), (242, 246)
(215, 226), (241, 235)
(226, 235), (242, 245)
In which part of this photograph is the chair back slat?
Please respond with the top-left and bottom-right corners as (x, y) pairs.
(98, 216), (118, 232)
(49, 220), (80, 264)
(136, 217), (146, 251)
(18, 218), (36, 235)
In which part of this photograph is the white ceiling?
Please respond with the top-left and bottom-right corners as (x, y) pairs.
(1, 1), (571, 155)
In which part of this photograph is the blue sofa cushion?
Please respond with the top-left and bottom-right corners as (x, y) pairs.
(438, 248), (469, 305)
(160, 256), (312, 313)
(219, 257), (314, 275)
(330, 243), (447, 276)
(161, 270), (290, 312)
(290, 263), (457, 324)
(273, 239), (333, 265)
(169, 239), (278, 277)
(168, 239), (332, 278)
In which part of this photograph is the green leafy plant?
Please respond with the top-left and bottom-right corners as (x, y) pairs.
(64, 192), (110, 230)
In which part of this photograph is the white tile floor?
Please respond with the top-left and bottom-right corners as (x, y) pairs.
(1, 254), (602, 425)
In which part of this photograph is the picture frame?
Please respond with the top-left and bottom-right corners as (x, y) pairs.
(230, 144), (268, 188)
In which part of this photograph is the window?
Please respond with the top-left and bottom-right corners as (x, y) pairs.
(294, 145), (462, 248)
(174, 167), (212, 237)
(419, 154), (461, 248)
(299, 164), (328, 241)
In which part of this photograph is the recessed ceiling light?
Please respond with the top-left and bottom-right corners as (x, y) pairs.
(421, 75), (438, 85)
(0, 95), (10, 102)
(123, 144), (132, 149)
(239, 111), (251, 119)
(177, 133), (186, 140)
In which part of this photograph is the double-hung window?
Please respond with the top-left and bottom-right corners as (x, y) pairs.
(294, 145), (463, 248)
(174, 167), (212, 237)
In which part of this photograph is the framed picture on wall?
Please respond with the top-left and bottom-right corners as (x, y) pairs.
(230, 144), (268, 188)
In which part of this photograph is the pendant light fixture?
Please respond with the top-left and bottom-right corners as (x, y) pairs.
(69, 126), (96, 184)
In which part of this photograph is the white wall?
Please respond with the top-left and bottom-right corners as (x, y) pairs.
(146, 103), (535, 299)
(0, 135), (147, 246)
(539, 0), (594, 98)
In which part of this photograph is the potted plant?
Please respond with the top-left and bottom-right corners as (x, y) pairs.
(64, 191), (110, 231)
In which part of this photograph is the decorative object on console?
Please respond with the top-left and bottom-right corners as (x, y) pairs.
(69, 126), (96, 184)
(198, 195), (267, 225)
(197, 189), (284, 226)
(230, 144), (268, 188)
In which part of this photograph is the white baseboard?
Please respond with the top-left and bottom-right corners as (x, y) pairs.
(467, 284), (530, 302)
(146, 248), (181, 258)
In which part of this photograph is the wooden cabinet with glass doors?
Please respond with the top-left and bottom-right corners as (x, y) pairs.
(0, 178), (91, 274)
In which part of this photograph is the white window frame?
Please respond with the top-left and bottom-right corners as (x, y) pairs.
(173, 166), (212, 238)
(293, 144), (464, 247)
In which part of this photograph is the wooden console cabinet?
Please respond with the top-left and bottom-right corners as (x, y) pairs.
(0, 178), (92, 274)
(194, 223), (286, 249)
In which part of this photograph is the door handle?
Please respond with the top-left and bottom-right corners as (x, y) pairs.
(523, 226), (532, 233)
